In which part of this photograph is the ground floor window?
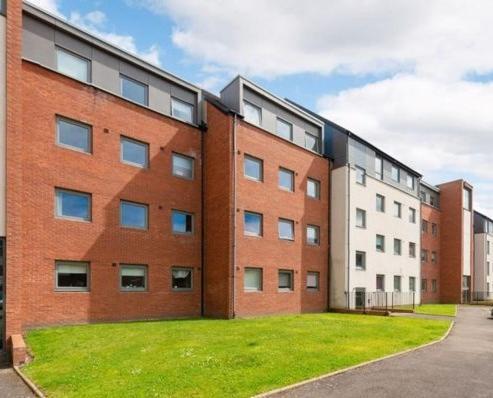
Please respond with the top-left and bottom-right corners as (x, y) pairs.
(244, 267), (263, 291)
(409, 277), (416, 292)
(278, 270), (294, 291)
(306, 272), (319, 290)
(120, 265), (147, 291)
(55, 261), (89, 291)
(172, 267), (193, 290)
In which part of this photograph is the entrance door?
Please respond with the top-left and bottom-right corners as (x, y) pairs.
(462, 275), (471, 303)
(355, 288), (366, 309)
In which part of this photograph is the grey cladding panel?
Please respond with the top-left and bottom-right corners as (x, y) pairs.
(220, 78), (241, 112)
(92, 48), (120, 93)
(55, 30), (92, 59)
(23, 16), (55, 68)
(120, 62), (149, 84)
(149, 75), (171, 116)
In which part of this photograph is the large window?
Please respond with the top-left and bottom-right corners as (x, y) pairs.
(120, 75), (148, 105)
(172, 267), (193, 290)
(391, 165), (400, 182)
(394, 239), (402, 255)
(172, 153), (194, 179)
(243, 100), (261, 125)
(375, 156), (383, 180)
(121, 136), (149, 168)
(306, 272), (319, 290)
(56, 47), (90, 82)
(172, 210), (194, 234)
(376, 234), (385, 252)
(376, 194), (385, 212)
(279, 168), (294, 191)
(394, 275), (401, 292)
(278, 270), (294, 291)
(55, 188), (91, 221)
(355, 166), (366, 185)
(244, 211), (263, 236)
(171, 97), (194, 123)
(120, 265), (147, 291)
(120, 200), (148, 229)
(306, 225), (320, 246)
(244, 268), (262, 292)
(56, 117), (92, 153)
(305, 132), (320, 152)
(278, 218), (294, 240)
(244, 155), (263, 182)
(55, 261), (89, 291)
(356, 251), (366, 270)
(356, 208), (366, 228)
(276, 118), (293, 141)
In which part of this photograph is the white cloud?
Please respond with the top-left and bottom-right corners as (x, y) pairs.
(27, 0), (63, 17)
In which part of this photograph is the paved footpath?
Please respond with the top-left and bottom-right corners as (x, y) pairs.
(0, 361), (34, 398)
(274, 305), (493, 398)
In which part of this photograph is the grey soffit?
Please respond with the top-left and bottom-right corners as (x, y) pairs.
(420, 180), (440, 193)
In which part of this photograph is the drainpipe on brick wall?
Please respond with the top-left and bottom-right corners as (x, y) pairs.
(346, 164), (351, 308)
(326, 157), (332, 311)
(231, 114), (238, 318)
(199, 119), (207, 317)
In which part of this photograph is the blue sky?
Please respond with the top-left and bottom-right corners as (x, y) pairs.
(31, 0), (493, 217)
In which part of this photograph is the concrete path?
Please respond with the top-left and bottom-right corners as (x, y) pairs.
(0, 360), (34, 398)
(390, 311), (456, 321)
(274, 305), (493, 398)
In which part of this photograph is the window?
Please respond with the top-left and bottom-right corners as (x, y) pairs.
(121, 137), (149, 168)
(172, 267), (193, 290)
(431, 251), (437, 264)
(463, 188), (471, 210)
(421, 249), (429, 262)
(432, 279), (437, 292)
(120, 265), (147, 291)
(172, 153), (194, 179)
(307, 178), (320, 199)
(487, 262), (490, 276)
(421, 279), (427, 292)
(120, 75), (148, 105)
(172, 210), (193, 234)
(420, 191), (427, 201)
(171, 97), (194, 123)
(120, 200), (148, 229)
(56, 47), (90, 82)
(305, 131), (321, 152)
(306, 225), (320, 245)
(279, 168), (294, 191)
(0, 0), (5, 15)
(376, 194), (385, 212)
(56, 117), (91, 153)
(422, 220), (429, 233)
(409, 242), (416, 258)
(243, 100), (261, 125)
(244, 211), (263, 237)
(244, 155), (263, 182)
(430, 196), (436, 207)
(391, 165), (400, 182)
(393, 201), (402, 218)
(356, 208), (366, 228)
(244, 268), (262, 291)
(432, 223), (438, 237)
(376, 235), (385, 252)
(355, 166), (366, 185)
(375, 156), (383, 180)
(55, 188), (91, 221)
(409, 208), (416, 223)
(55, 261), (89, 291)
(279, 218), (294, 240)
(356, 251), (366, 270)
(406, 174), (415, 190)
(488, 241), (490, 255)
(393, 275), (401, 292)
(409, 277), (416, 292)
(376, 275), (385, 292)
(306, 272), (319, 290)
(278, 270), (293, 291)
(394, 239), (402, 255)
(276, 118), (293, 141)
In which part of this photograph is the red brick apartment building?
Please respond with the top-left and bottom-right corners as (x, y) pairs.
(1, 2), (330, 356)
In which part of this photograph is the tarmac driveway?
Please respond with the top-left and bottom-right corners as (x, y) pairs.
(0, 361), (34, 398)
(274, 305), (493, 398)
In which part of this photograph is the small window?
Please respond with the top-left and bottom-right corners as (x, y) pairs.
(376, 234), (385, 252)
(276, 118), (293, 141)
(56, 47), (90, 82)
(279, 218), (294, 240)
(171, 97), (194, 123)
(172, 153), (194, 179)
(279, 168), (294, 191)
(409, 208), (416, 223)
(421, 279), (427, 292)
(422, 220), (429, 233)
(376, 194), (385, 212)
(409, 242), (416, 258)
(120, 200), (148, 229)
(432, 223), (438, 237)
(356, 208), (366, 228)
(487, 262), (490, 276)
(376, 274), (385, 292)
(409, 277), (416, 292)
(375, 156), (383, 180)
(432, 279), (437, 292)
(306, 225), (320, 246)
(406, 174), (415, 190)
(356, 251), (366, 270)
(121, 136), (149, 168)
(244, 268), (262, 292)
(305, 131), (320, 152)
(243, 100), (261, 125)
(306, 272), (319, 290)
(431, 251), (437, 263)
(55, 188), (91, 221)
(394, 239), (402, 255)
(307, 178), (320, 199)
(244, 155), (263, 182)
(391, 165), (400, 182)
(172, 267), (193, 290)
(120, 265), (147, 291)
(421, 249), (428, 262)
(355, 166), (366, 185)
(393, 202), (402, 218)
(244, 211), (263, 237)
(172, 210), (194, 234)
(120, 74), (148, 105)
(394, 275), (401, 292)
(55, 261), (89, 291)
(420, 191), (427, 201)
(430, 196), (436, 207)
(278, 270), (294, 291)
(56, 117), (91, 153)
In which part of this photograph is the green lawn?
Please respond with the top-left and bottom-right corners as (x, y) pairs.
(24, 314), (450, 398)
(415, 304), (457, 317)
